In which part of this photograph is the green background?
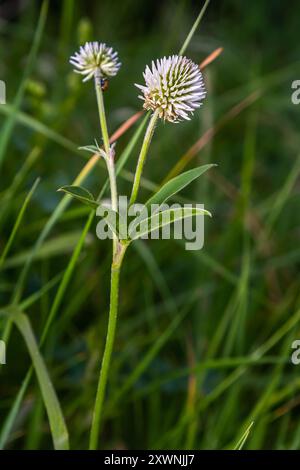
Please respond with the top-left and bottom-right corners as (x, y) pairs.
(0, 0), (300, 449)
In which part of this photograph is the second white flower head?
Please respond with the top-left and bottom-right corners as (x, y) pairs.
(135, 55), (206, 122)
(70, 42), (121, 82)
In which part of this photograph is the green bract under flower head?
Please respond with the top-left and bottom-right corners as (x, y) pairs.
(135, 55), (206, 122)
(70, 42), (121, 82)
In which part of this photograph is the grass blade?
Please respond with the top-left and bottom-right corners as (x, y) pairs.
(178, 0), (211, 55)
(0, 178), (40, 270)
(1, 309), (69, 450)
(234, 422), (254, 450)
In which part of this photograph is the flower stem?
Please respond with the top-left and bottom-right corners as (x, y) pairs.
(94, 72), (118, 250)
(89, 243), (127, 450)
(106, 156), (118, 214)
(94, 72), (110, 156)
(129, 110), (159, 206)
(90, 73), (127, 450)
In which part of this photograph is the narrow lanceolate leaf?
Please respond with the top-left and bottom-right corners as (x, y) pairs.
(58, 185), (99, 209)
(129, 206), (211, 241)
(58, 187), (126, 239)
(146, 164), (216, 209)
(0, 309), (69, 450)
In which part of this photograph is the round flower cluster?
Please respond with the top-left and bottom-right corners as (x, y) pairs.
(70, 42), (121, 82)
(135, 55), (206, 122)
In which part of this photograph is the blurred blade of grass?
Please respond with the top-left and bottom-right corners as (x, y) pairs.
(54, 270), (98, 335)
(0, 308), (69, 450)
(276, 414), (290, 450)
(0, 178), (40, 348)
(19, 272), (63, 311)
(199, 48), (223, 70)
(21, 206), (90, 237)
(268, 377), (300, 413)
(2, 231), (91, 270)
(25, 394), (44, 450)
(0, 1), (49, 169)
(0, 178), (40, 270)
(178, 0), (211, 55)
(223, 242), (250, 357)
(0, 370), (32, 449)
(0, 104), (82, 155)
(0, 147), (41, 228)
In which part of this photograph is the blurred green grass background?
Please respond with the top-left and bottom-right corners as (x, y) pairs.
(0, 0), (300, 450)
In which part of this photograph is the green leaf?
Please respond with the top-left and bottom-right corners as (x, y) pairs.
(0, 309), (69, 450)
(58, 188), (127, 240)
(58, 185), (99, 209)
(146, 164), (216, 209)
(79, 141), (106, 159)
(129, 206), (211, 241)
(79, 145), (100, 154)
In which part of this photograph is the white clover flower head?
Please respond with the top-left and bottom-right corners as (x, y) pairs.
(135, 55), (206, 122)
(70, 42), (121, 82)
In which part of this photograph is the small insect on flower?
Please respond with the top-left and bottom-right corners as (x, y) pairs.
(70, 42), (121, 82)
(135, 55), (206, 122)
(100, 78), (109, 91)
